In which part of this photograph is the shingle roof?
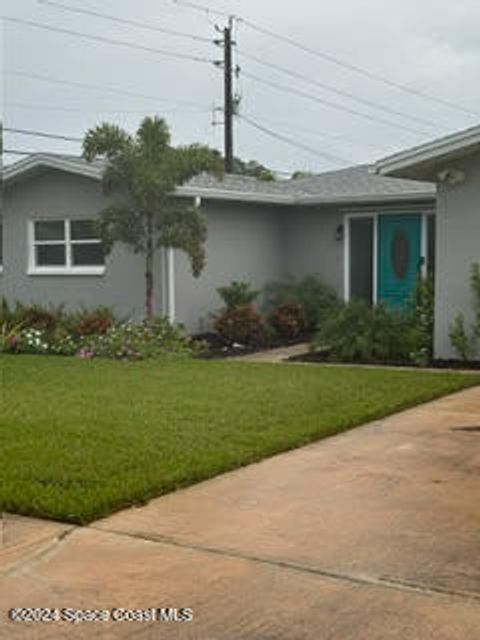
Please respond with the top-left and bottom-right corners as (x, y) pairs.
(185, 164), (435, 203)
(286, 164), (434, 199)
(3, 153), (435, 205)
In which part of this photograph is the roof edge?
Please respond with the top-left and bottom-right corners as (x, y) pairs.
(3, 154), (104, 184)
(176, 186), (294, 205)
(295, 190), (435, 206)
(2, 153), (437, 206)
(374, 125), (480, 177)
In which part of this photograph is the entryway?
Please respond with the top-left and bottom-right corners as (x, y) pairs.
(345, 211), (434, 310)
(377, 214), (422, 308)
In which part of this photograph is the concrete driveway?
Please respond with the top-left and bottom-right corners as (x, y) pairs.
(1, 385), (480, 639)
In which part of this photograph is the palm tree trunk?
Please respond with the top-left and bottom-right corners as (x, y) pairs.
(145, 215), (154, 321)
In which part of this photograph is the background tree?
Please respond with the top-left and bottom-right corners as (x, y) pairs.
(291, 170), (316, 180)
(232, 157), (276, 181)
(83, 116), (223, 320)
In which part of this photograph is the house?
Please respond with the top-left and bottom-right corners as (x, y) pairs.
(1, 153), (437, 337)
(375, 125), (480, 359)
(1, 153), (437, 336)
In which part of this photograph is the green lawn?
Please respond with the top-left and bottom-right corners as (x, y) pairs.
(1, 356), (478, 524)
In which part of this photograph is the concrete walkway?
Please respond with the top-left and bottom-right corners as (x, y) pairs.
(233, 341), (310, 362)
(2, 386), (480, 639)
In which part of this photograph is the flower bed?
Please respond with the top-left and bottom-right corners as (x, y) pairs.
(0, 301), (198, 360)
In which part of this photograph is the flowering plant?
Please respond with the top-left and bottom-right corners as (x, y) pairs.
(0, 322), (24, 353)
(82, 319), (198, 360)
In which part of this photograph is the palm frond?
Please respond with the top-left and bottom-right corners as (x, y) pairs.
(156, 203), (207, 277)
(97, 204), (145, 254)
(83, 123), (132, 162)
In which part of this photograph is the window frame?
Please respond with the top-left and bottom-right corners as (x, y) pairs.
(28, 218), (106, 276)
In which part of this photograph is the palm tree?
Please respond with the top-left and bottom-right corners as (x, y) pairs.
(83, 116), (223, 319)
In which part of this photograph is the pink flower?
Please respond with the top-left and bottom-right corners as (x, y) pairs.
(7, 334), (17, 349)
(77, 348), (95, 360)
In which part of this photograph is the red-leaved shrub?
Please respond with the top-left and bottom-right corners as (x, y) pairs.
(74, 307), (114, 337)
(214, 304), (267, 346)
(269, 303), (306, 339)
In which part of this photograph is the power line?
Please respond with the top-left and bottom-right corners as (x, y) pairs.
(259, 117), (389, 151)
(240, 19), (480, 119)
(238, 115), (349, 165)
(4, 127), (83, 143)
(171, 0), (234, 19)
(242, 71), (430, 137)
(170, 0), (479, 118)
(2, 16), (214, 64)
(237, 50), (443, 131)
(5, 100), (210, 115)
(7, 70), (208, 109)
(31, 0), (460, 130)
(36, 0), (213, 44)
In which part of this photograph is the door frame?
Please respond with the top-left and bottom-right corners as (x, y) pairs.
(344, 211), (430, 304)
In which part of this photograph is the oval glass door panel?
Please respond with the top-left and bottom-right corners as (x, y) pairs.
(391, 230), (410, 280)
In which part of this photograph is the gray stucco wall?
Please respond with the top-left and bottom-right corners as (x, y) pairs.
(434, 151), (480, 359)
(2, 170), (287, 332)
(174, 200), (286, 333)
(2, 169), (164, 320)
(282, 206), (344, 295)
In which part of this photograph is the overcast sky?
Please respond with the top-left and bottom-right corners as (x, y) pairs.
(3, 0), (480, 175)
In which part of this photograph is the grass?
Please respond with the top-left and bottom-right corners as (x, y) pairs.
(1, 356), (479, 524)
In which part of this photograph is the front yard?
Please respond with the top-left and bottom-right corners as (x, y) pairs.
(1, 356), (479, 524)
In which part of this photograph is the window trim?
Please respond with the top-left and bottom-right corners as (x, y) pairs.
(27, 219), (106, 276)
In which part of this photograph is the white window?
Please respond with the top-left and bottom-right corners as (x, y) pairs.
(28, 219), (105, 275)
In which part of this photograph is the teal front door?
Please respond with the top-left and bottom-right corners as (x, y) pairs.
(378, 215), (422, 310)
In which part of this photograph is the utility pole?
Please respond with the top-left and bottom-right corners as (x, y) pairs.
(223, 17), (234, 173)
(214, 17), (236, 173)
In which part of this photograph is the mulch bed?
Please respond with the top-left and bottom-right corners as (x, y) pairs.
(288, 349), (480, 371)
(193, 333), (480, 370)
(193, 332), (313, 360)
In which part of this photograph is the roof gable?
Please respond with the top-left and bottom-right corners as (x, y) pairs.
(375, 125), (480, 181)
(3, 153), (105, 184)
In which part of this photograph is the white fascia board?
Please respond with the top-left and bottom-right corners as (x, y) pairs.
(374, 125), (480, 176)
(175, 186), (294, 205)
(295, 190), (436, 206)
(176, 188), (436, 206)
(3, 155), (103, 185)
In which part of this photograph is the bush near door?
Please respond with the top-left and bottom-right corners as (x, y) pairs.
(263, 275), (339, 331)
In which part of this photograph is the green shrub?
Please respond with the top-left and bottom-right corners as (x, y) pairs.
(82, 319), (197, 360)
(410, 275), (435, 366)
(0, 299), (63, 335)
(217, 281), (260, 310)
(449, 314), (471, 361)
(264, 275), (339, 331)
(0, 298), (196, 360)
(448, 263), (480, 361)
(269, 303), (306, 340)
(314, 301), (418, 364)
(0, 321), (23, 353)
(214, 304), (267, 347)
